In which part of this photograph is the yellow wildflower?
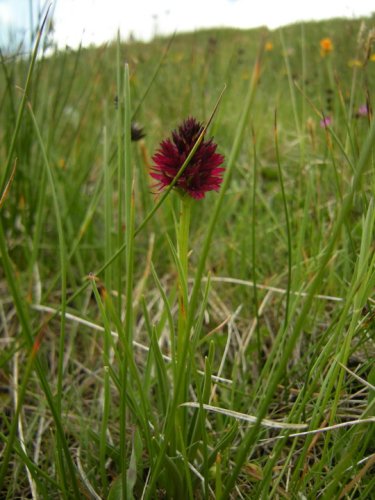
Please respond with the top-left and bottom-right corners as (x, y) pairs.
(58, 158), (66, 170)
(347, 59), (362, 67)
(320, 37), (333, 57)
(265, 41), (273, 52)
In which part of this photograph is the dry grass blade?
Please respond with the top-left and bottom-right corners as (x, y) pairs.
(76, 447), (102, 500)
(0, 158), (17, 209)
(336, 361), (375, 391)
(339, 454), (375, 499)
(267, 417), (375, 440)
(180, 402), (308, 429)
(13, 351), (37, 499)
(31, 304), (233, 385)
(206, 276), (344, 302)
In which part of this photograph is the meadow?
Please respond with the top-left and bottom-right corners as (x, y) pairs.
(0, 11), (374, 499)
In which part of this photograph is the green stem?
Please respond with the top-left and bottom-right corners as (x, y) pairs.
(250, 129), (261, 363)
(116, 31), (124, 318)
(176, 194), (192, 447)
(274, 112), (292, 329)
(177, 194), (191, 360)
(121, 62), (134, 500)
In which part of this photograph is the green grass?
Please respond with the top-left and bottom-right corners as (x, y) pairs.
(0, 10), (375, 499)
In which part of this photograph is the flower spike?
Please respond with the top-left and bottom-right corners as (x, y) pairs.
(150, 117), (225, 199)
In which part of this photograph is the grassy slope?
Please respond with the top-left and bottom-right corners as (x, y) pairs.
(0, 15), (374, 498)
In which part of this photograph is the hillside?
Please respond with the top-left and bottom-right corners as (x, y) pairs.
(0, 14), (374, 499)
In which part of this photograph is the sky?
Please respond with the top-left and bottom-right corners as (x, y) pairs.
(1, 0), (374, 50)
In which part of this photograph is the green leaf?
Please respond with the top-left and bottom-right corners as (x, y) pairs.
(108, 475), (122, 500)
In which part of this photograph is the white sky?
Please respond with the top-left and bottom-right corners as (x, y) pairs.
(1, 0), (374, 49)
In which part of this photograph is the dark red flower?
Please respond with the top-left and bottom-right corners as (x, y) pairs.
(131, 122), (145, 141)
(150, 117), (225, 199)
